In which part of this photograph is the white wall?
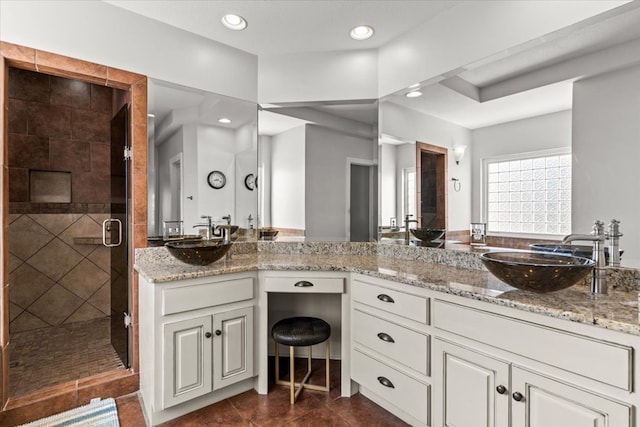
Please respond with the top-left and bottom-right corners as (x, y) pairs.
(379, 143), (397, 225)
(305, 124), (375, 241)
(271, 126), (306, 230)
(380, 101), (472, 231)
(0, 0), (258, 102)
(258, 135), (273, 228)
(378, 1), (629, 97)
(196, 126), (236, 227)
(396, 143), (416, 223)
(471, 110), (572, 224)
(258, 49), (378, 103)
(157, 128), (184, 232)
(235, 122), (258, 229)
(572, 64), (640, 267)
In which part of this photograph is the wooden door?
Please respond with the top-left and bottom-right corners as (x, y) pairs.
(163, 315), (213, 409)
(213, 307), (254, 390)
(434, 339), (509, 427)
(511, 366), (631, 427)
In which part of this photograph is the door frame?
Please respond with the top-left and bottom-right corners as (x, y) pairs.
(0, 41), (147, 410)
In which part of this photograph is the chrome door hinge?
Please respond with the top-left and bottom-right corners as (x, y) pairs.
(123, 146), (132, 161)
(124, 312), (132, 329)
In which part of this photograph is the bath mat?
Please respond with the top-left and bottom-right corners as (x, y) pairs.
(18, 397), (119, 427)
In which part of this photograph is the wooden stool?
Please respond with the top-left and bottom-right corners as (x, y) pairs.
(271, 316), (331, 404)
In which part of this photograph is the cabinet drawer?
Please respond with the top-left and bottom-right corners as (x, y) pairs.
(353, 309), (429, 376)
(433, 300), (633, 391)
(352, 350), (429, 425)
(264, 276), (344, 293)
(163, 277), (254, 315)
(352, 280), (429, 324)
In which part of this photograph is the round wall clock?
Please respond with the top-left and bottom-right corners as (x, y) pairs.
(244, 173), (255, 191)
(207, 170), (226, 189)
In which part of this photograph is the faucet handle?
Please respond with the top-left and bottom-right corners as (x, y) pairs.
(608, 219), (623, 237)
(592, 220), (605, 236)
(200, 215), (211, 220)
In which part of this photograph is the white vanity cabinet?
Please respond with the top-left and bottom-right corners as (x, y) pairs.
(350, 275), (432, 427)
(432, 299), (635, 427)
(139, 272), (257, 426)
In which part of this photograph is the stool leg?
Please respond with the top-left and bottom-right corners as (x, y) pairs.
(325, 339), (330, 391)
(275, 342), (280, 384)
(289, 346), (295, 404)
(308, 345), (312, 372)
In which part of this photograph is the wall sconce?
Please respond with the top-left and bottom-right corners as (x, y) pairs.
(452, 145), (467, 165)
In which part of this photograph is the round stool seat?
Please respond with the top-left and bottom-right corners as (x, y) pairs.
(271, 316), (331, 347)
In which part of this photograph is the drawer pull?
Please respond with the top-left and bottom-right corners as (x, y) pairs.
(496, 385), (507, 395)
(512, 392), (524, 402)
(377, 332), (395, 343)
(294, 280), (314, 287)
(205, 332), (212, 339)
(377, 376), (395, 389)
(377, 294), (395, 303)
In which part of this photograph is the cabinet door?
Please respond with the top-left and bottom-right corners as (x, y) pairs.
(163, 315), (213, 409)
(433, 339), (510, 427)
(213, 306), (254, 390)
(511, 367), (631, 427)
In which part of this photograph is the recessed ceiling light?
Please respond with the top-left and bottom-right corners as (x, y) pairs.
(408, 83), (421, 89)
(405, 90), (423, 98)
(218, 117), (232, 124)
(350, 25), (374, 41)
(222, 14), (247, 31)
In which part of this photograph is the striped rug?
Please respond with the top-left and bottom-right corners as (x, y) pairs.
(18, 398), (119, 427)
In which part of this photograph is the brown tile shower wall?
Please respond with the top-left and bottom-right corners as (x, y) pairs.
(8, 68), (113, 210)
(8, 213), (111, 332)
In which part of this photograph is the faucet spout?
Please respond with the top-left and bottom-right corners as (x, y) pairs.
(562, 220), (607, 295)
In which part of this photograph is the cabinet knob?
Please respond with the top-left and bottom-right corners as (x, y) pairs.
(496, 385), (507, 395)
(205, 332), (212, 338)
(377, 332), (395, 343)
(215, 330), (222, 336)
(512, 392), (524, 402)
(377, 376), (395, 389)
(377, 294), (395, 303)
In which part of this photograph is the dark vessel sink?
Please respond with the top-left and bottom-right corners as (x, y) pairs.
(165, 240), (232, 265)
(529, 243), (622, 263)
(480, 251), (595, 293)
(260, 228), (279, 240)
(409, 228), (446, 242)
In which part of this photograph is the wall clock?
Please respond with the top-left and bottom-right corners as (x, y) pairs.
(207, 170), (226, 189)
(244, 173), (255, 191)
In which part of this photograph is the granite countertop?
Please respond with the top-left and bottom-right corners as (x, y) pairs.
(134, 244), (640, 336)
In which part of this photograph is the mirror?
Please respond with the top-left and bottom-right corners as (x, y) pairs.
(147, 79), (258, 241)
(378, 5), (640, 267)
(258, 100), (378, 242)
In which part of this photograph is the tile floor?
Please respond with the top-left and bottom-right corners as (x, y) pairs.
(116, 359), (410, 426)
(9, 317), (125, 397)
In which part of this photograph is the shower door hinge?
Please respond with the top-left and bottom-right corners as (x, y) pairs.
(123, 146), (132, 161)
(123, 312), (132, 329)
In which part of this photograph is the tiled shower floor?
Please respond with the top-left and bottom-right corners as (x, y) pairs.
(9, 317), (125, 397)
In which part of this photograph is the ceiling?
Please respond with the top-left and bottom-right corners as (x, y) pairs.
(103, 0), (459, 56)
(133, 1), (640, 131)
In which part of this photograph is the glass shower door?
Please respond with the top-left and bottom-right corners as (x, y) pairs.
(108, 104), (130, 368)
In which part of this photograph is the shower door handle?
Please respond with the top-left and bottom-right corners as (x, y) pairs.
(103, 219), (123, 247)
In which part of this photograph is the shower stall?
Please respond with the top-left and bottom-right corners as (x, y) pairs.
(6, 67), (129, 397)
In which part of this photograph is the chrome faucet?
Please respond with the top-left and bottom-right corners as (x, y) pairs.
(562, 220), (607, 295)
(222, 214), (231, 225)
(404, 214), (419, 244)
(606, 219), (622, 267)
(192, 215), (212, 240)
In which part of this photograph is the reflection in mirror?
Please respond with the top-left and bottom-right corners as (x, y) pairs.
(147, 79), (258, 243)
(379, 4), (640, 266)
(258, 100), (378, 242)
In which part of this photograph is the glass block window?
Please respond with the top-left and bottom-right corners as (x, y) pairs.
(485, 151), (571, 236)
